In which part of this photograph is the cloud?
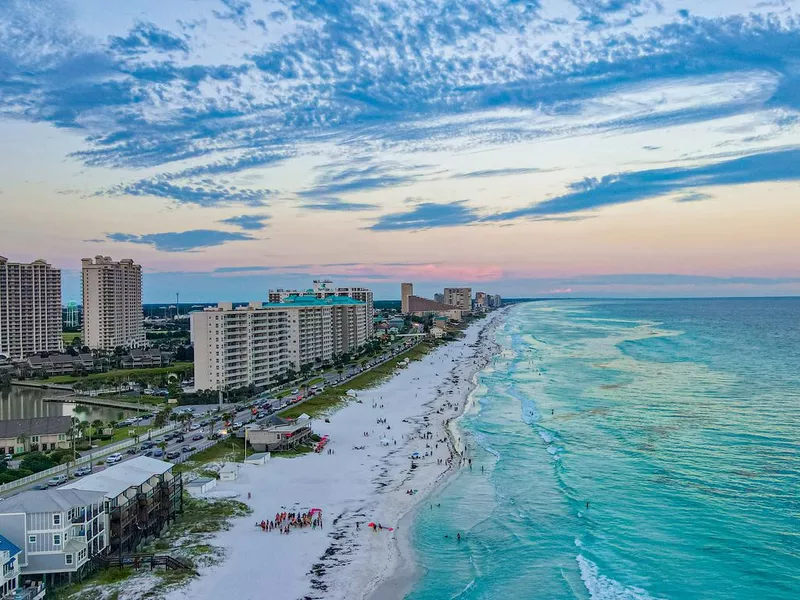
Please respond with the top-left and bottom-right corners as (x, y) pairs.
(108, 21), (189, 55)
(103, 177), (273, 206)
(300, 162), (430, 198)
(451, 167), (543, 179)
(675, 191), (712, 203)
(484, 147), (800, 220)
(106, 229), (256, 252)
(212, 0), (251, 29)
(298, 197), (379, 212)
(219, 214), (271, 230)
(369, 201), (481, 232)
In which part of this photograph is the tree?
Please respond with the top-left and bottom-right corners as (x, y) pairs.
(154, 407), (172, 428)
(21, 452), (56, 473)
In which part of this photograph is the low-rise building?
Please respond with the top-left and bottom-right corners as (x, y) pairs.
(247, 422), (313, 452)
(119, 349), (171, 369)
(0, 489), (107, 584)
(61, 457), (182, 555)
(0, 417), (72, 455)
(26, 354), (94, 376)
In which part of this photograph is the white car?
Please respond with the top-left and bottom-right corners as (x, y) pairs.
(105, 453), (123, 464)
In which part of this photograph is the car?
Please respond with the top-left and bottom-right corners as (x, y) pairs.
(232, 421), (243, 430)
(143, 450), (154, 457)
(166, 451), (181, 460)
(175, 435), (185, 443)
(32, 483), (49, 490)
(292, 389), (300, 395)
(200, 419), (210, 427)
(191, 434), (203, 441)
(210, 432), (222, 440)
(163, 433), (174, 441)
(189, 423), (201, 431)
(126, 448), (138, 455)
(105, 453), (123, 465)
(152, 448), (164, 458)
(47, 474), (68, 487)
(256, 411), (266, 419)
(73, 466), (92, 477)
(140, 441), (155, 450)
(181, 446), (194, 453)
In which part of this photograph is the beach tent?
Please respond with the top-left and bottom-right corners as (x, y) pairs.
(411, 452), (421, 459)
(298, 413), (311, 421)
(346, 389), (358, 397)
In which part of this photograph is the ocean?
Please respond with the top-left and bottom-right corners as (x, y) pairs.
(407, 298), (800, 600)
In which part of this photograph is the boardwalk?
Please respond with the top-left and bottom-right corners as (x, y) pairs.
(43, 395), (152, 412)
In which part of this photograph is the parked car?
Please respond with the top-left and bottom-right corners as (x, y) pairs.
(46, 474), (68, 487)
(232, 421), (243, 430)
(3, 454), (13, 462)
(105, 453), (123, 464)
(163, 433), (174, 441)
(32, 484), (49, 490)
(152, 448), (164, 458)
(166, 451), (181, 460)
(73, 466), (92, 477)
(143, 450), (154, 457)
(191, 434), (203, 441)
(126, 448), (138, 455)
(189, 423), (201, 431)
(181, 446), (194, 453)
(140, 441), (155, 450)
(175, 435), (185, 443)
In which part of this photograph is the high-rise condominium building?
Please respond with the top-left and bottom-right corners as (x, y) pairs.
(0, 256), (63, 359)
(443, 287), (473, 311)
(401, 283), (414, 314)
(191, 296), (369, 390)
(474, 291), (487, 308)
(81, 256), (145, 351)
(268, 280), (374, 337)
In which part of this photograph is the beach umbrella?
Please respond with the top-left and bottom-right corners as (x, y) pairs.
(368, 522), (376, 528)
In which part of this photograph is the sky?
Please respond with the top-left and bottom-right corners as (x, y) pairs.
(1, 0), (799, 302)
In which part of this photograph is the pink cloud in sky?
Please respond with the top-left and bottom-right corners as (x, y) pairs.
(547, 288), (573, 294)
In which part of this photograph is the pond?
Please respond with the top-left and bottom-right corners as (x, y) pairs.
(0, 386), (135, 424)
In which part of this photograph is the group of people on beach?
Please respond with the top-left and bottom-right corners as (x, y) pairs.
(257, 509), (323, 534)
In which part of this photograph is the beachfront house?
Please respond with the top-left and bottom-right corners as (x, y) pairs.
(0, 488), (108, 586)
(247, 422), (313, 452)
(0, 533), (22, 598)
(0, 417), (72, 455)
(61, 456), (182, 555)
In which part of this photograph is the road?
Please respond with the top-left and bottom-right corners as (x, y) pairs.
(4, 337), (420, 496)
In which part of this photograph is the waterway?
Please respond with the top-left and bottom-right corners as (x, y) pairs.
(0, 386), (135, 423)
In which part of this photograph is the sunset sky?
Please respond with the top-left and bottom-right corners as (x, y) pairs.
(1, 0), (799, 301)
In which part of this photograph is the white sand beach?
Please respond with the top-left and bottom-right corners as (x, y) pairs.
(167, 312), (503, 600)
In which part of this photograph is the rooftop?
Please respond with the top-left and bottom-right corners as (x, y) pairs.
(0, 489), (105, 514)
(0, 534), (22, 559)
(0, 416), (72, 439)
(61, 456), (173, 498)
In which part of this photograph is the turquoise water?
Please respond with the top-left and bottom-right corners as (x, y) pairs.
(408, 299), (800, 600)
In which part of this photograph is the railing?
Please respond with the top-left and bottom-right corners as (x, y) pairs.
(0, 423), (180, 495)
(93, 553), (195, 573)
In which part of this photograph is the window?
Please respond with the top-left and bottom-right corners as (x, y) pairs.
(58, 434), (66, 441)
(28, 535), (36, 545)
(53, 534), (61, 546)
(53, 514), (61, 526)
(65, 554), (73, 566)
(31, 435), (40, 443)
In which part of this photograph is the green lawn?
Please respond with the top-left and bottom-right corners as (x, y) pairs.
(44, 363), (194, 384)
(62, 332), (81, 344)
(174, 436), (247, 471)
(88, 425), (152, 447)
(281, 341), (434, 419)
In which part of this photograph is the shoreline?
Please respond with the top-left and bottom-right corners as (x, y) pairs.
(165, 311), (506, 600)
(365, 311), (505, 600)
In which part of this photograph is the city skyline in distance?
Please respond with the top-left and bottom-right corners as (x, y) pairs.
(1, 1), (799, 301)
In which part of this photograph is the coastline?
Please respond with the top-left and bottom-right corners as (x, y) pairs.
(365, 311), (505, 600)
(165, 310), (506, 600)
